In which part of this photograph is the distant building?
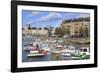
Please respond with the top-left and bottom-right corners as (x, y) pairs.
(23, 24), (32, 35)
(60, 17), (90, 37)
(22, 24), (55, 36)
(31, 28), (48, 35)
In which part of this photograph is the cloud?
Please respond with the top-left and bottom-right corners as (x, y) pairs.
(25, 12), (65, 28)
(76, 13), (90, 18)
(32, 11), (40, 15)
(27, 11), (41, 18)
(39, 12), (62, 21)
(34, 12), (63, 22)
(27, 12), (63, 24)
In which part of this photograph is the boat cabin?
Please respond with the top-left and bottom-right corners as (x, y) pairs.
(80, 47), (90, 55)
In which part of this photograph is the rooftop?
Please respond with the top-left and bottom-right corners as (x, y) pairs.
(62, 17), (90, 24)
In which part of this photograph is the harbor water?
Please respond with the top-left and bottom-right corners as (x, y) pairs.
(22, 36), (90, 62)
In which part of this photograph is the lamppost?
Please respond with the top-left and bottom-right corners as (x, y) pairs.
(48, 27), (53, 37)
(47, 24), (53, 37)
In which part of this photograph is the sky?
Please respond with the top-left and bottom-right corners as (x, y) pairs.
(22, 10), (90, 28)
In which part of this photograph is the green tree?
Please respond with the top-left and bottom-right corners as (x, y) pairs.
(74, 30), (79, 38)
(55, 27), (61, 37)
(47, 27), (53, 37)
(84, 27), (89, 37)
(79, 27), (89, 38)
(79, 27), (84, 37)
(66, 28), (70, 35)
(55, 27), (67, 37)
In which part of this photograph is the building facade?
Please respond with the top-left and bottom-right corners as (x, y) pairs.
(60, 17), (90, 37)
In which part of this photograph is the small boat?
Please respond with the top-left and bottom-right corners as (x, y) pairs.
(80, 47), (90, 55)
(56, 45), (63, 48)
(26, 47), (34, 51)
(27, 53), (45, 57)
(42, 47), (50, 52)
(27, 48), (47, 57)
(57, 40), (63, 43)
(24, 46), (39, 52)
(61, 52), (71, 57)
(56, 45), (64, 50)
(61, 45), (76, 56)
(30, 50), (39, 54)
(52, 50), (61, 54)
(51, 45), (63, 54)
(68, 46), (76, 54)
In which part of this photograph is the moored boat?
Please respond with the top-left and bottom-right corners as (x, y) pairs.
(30, 50), (39, 53)
(61, 52), (71, 57)
(27, 53), (45, 57)
(80, 47), (90, 55)
(52, 50), (61, 54)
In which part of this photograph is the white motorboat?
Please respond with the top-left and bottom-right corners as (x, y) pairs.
(27, 49), (46, 57)
(30, 50), (39, 54)
(61, 52), (71, 56)
(42, 47), (50, 52)
(68, 46), (76, 54)
(61, 45), (76, 56)
(80, 47), (90, 55)
(56, 45), (63, 48)
(52, 50), (61, 54)
(27, 53), (45, 57)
